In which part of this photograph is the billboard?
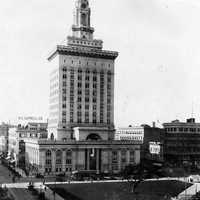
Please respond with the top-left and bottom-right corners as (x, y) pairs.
(149, 142), (161, 155)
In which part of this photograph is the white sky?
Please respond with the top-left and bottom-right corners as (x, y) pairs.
(0, 0), (200, 126)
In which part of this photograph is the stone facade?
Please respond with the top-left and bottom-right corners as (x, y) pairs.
(25, 139), (141, 175)
(24, 0), (142, 175)
(164, 118), (200, 167)
(0, 123), (10, 154)
(48, 0), (117, 141)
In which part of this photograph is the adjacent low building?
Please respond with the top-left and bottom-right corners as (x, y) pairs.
(116, 124), (165, 163)
(164, 118), (200, 168)
(25, 139), (141, 175)
(8, 122), (48, 168)
(115, 127), (144, 142)
(0, 123), (10, 155)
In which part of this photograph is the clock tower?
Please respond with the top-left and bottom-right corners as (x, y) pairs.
(72, 0), (94, 40)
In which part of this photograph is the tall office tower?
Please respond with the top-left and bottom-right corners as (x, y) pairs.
(48, 0), (118, 141)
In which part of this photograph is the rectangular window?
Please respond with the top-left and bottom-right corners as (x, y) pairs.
(63, 82), (67, 87)
(85, 83), (90, 88)
(112, 151), (118, 164)
(63, 74), (67, 79)
(121, 151), (126, 163)
(85, 105), (89, 110)
(93, 84), (97, 89)
(62, 96), (66, 101)
(63, 89), (67, 94)
(78, 83), (82, 88)
(85, 98), (89, 102)
(78, 97), (82, 102)
(85, 90), (90, 96)
(78, 105), (82, 110)
(93, 76), (97, 82)
(78, 90), (82, 95)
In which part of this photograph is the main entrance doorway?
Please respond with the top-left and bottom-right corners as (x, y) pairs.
(85, 148), (101, 172)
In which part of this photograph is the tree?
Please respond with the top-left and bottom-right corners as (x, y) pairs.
(121, 164), (144, 193)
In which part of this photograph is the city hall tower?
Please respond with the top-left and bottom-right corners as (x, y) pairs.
(48, 0), (118, 141)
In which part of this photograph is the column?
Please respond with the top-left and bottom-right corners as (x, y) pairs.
(62, 149), (66, 172)
(108, 149), (112, 172)
(87, 149), (90, 170)
(135, 148), (140, 164)
(52, 149), (56, 173)
(118, 150), (121, 172)
(126, 149), (130, 166)
(96, 149), (99, 173)
(39, 149), (46, 174)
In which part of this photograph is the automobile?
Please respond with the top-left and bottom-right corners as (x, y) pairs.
(71, 170), (98, 181)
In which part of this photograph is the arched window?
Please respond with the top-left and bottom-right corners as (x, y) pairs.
(86, 134), (102, 141)
(56, 150), (62, 165)
(45, 150), (52, 166)
(85, 69), (90, 74)
(66, 150), (72, 165)
(78, 68), (82, 73)
(81, 13), (87, 26)
(50, 133), (54, 140)
(46, 150), (51, 157)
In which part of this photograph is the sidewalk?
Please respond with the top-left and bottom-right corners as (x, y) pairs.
(8, 188), (38, 200)
(177, 183), (200, 200)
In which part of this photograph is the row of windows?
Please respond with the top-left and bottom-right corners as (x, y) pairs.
(64, 68), (112, 74)
(119, 136), (143, 141)
(62, 97), (111, 104)
(166, 127), (200, 133)
(112, 150), (135, 164)
(117, 131), (143, 135)
(62, 118), (111, 124)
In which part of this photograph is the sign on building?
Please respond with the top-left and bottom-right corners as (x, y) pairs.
(149, 142), (161, 155)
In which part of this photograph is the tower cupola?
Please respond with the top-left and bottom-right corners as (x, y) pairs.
(72, 0), (94, 40)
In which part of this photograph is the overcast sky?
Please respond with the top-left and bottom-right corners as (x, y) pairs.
(0, 0), (200, 126)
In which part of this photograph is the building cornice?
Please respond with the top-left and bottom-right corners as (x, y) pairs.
(25, 138), (142, 146)
(48, 45), (118, 61)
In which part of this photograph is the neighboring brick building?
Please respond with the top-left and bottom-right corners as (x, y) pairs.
(116, 125), (165, 163)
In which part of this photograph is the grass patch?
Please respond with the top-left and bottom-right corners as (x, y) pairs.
(49, 180), (192, 200)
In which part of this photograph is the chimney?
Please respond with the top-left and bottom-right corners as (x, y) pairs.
(152, 122), (156, 128)
(187, 118), (195, 123)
